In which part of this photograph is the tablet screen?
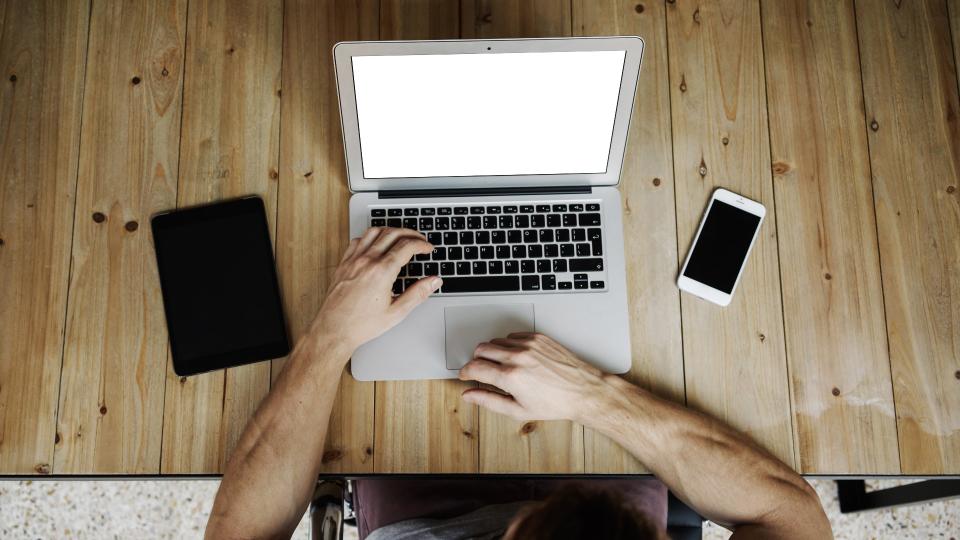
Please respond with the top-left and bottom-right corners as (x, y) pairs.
(152, 197), (289, 376)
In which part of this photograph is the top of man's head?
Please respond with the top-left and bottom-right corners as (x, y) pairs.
(503, 484), (667, 540)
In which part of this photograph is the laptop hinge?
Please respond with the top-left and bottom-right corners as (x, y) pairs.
(378, 185), (593, 199)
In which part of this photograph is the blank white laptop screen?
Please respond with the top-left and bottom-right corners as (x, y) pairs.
(350, 50), (627, 179)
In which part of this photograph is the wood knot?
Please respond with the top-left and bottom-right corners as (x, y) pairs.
(462, 430), (474, 439)
(269, 169), (279, 180)
(276, 89), (282, 97)
(824, 272), (832, 280)
(520, 421), (538, 435)
(179, 376), (187, 384)
(679, 74), (687, 93)
(481, 13), (493, 23)
(869, 119), (879, 132)
(321, 449), (343, 463)
(666, 0), (675, 4)
(304, 171), (313, 178)
(831, 387), (841, 397)
(365, 446), (373, 456)
(758, 333), (765, 342)
(954, 370), (960, 380)
(0, 238), (4, 247)
(721, 136), (729, 146)
(161, 67), (169, 77)
(693, 7), (701, 23)
(772, 161), (790, 175)
(9, 74), (16, 83)
(55, 432), (61, 444)
(634, 4), (644, 13)
(34, 463), (50, 475)
(806, 20), (813, 27)
(99, 405), (107, 415)
(652, 177), (661, 187)
(227, 46), (236, 55)
(92, 212), (106, 223)
(947, 185), (956, 194)
(698, 158), (707, 178)
(124, 221), (138, 232)
(131, 76), (141, 85)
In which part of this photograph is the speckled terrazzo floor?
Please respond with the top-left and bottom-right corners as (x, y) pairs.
(0, 478), (956, 539)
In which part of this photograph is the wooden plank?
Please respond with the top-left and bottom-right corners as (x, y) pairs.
(160, 0), (282, 473)
(461, 0), (570, 38)
(0, 0), (89, 474)
(856, 0), (960, 474)
(666, 0), (796, 468)
(273, 0), (379, 473)
(760, 0), (900, 474)
(373, 0), (478, 473)
(574, 0), (686, 474)
(54, 0), (186, 473)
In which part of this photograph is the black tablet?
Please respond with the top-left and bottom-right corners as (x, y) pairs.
(152, 197), (290, 376)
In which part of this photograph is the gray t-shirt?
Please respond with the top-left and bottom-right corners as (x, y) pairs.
(365, 501), (531, 540)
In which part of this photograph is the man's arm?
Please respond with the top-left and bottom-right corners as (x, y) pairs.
(205, 228), (441, 540)
(459, 333), (832, 540)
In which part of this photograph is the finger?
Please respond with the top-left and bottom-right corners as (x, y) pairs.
(340, 238), (360, 263)
(473, 341), (522, 365)
(461, 388), (525, 419)
(391, 275), (442, 319)
(369, 227), (425, 256)
(506, 332), (537, 340)
(354, 227), (385, 255)
(458, 358), (510, 388)
(385, 237), (435, 270)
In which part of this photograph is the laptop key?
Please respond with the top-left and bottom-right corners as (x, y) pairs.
(443, 232), (458, 245)
(464, 246), (479, 259)
(498, 215), (513, 228)
(552, 259), (567, 272)
(520, 205), (535, 213)
(537, 260), (550, 273)
(421, 208), (436, 216)
(473, 261), (488, 274)
(512, 245), (527, 258)
(435, 217), (450, 230)
(424, 263), (439, 275)
(489, 260), (504, 274)
(415, 252), (430, 262)
(454, 206), (469, 215)
(483, 216), (497, 229)
(528, 245), (543, 258)
(574, 274), (589, 281)
(496, 246), (510, 259)
(587, 203), (600, 211)
(404, 278), (418, 289)
(515, 215), (530, 228)
(408, 263), (423, 276)
(470, 206), (485, 214)
(427, 233), (442, 244)
(521, 260), (536, 273)
(456, 262), (471, 275)
(505, 260), (519, 274)
(392, 279), (403, 295)
(522, 230), (537, 243)
(536, 204), (551, 212)
(403, 218), (417, 229)
(544, 244), (559, 258)
(438, 207), (452, 215)
(556, 229), (570, 242)
(590, 281), (605, 289)
(552, 204), (567, 212)
(448, 247), (463, 260)
(569, 258), (604, 272)
(546, 214), (561, 227)
(440, 262), (454, 275)
(570, 204), (584, 212)
(372, 209), (386, 217)
(404, 208), (419, 216)
(419, 218), (433, 230)
(576, 243), (591, 257)
(562, 214), (577, 227)
(480, 246), (494, 259)
(476, 231), (490, 244)
(467, 217), (482, 229)
(486, 206), (501, 214)
(542, 275), (557, 290)
(442, 276), (519, 293)
(504, 206), (518, 213)
(387, 218), (402, 227)
(432, 247), (446, 260)
(559, 281), (573, 290)
(371, 218), (386, 226)
(459, 231), (474, 244)
(507, 230), (522, 243)
(579, 213), (601, 226)
(531, 215), (545, 227)
(574, 280), (588, 289)
(560, 244), (575, 257)
(572, 229), (586, 242)
(387, 208), (403, 217)
(522, 275), (541, 291)
(539, 229), (554, 242)
(451, 217), (466, 230)
(491, 231), (506, 244)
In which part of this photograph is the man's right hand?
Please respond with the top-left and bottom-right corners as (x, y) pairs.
(458, 332), (612, 423)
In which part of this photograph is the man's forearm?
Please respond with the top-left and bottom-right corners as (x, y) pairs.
(206, 331), (351, 540)
(584, 375), (831, 538)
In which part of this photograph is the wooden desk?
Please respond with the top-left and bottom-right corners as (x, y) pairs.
(1, 0), (957, 476)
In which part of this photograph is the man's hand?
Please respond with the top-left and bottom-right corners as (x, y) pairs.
(309, 227), (442, 354)
(458, 332), (609, 423)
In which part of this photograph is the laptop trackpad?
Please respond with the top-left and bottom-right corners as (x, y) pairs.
(444, 303), (536, 370)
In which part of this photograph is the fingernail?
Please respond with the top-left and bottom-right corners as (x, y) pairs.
(431, 277), (443, 289)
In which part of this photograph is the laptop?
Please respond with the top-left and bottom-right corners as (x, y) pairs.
(335, 37), (644, 381)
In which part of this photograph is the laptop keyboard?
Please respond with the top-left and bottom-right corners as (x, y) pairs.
(369, 202), (607, 295)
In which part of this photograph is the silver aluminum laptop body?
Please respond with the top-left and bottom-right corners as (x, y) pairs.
(335, 37), (644, 381)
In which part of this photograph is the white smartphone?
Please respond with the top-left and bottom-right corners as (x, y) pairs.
(677, 188), (765, 306)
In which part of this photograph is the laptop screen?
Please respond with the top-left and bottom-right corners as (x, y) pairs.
(350, 50), (627, 180)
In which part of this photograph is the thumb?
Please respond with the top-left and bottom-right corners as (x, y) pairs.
(391, 276), (442, 319)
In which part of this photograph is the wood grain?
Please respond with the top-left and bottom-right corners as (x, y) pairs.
(159, 0), (282, 473)
(0, 0), (89, 474)
(54, 0), (186, 473)
(373, 0), (479, 473)
(760, 0), (899, 474)
(856, 0), (960, 474)
(461, 0), (571, 38)
(273, 0), (379, 473)
(574, 0), (686, 474)
(666, 0), (796, 468)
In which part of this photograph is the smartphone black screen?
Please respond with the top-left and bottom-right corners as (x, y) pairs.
(682, 200), (762, 294)
(152, 197), (289, 376)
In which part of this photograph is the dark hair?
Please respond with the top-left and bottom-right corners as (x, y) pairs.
(504, 484), (665, 540)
